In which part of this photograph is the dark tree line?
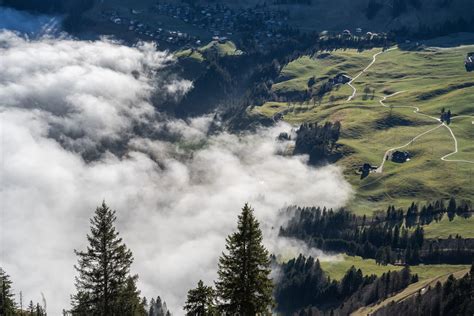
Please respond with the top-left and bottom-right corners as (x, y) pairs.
(401, 198), (472, 228)
(330, 266), (418, 316)
(275, 255), (371, 313)
(293, 122), (341, 164)
(280, 198), (474, 265)
(0, 268), (47, 316)
(280, 205), (424, 265)
(374, 265), (474, 316)
(274, 254), (417, 315)
(148, 296), (170, 316)
(1, 268), (17, 316)
(422, 237), (474, 265)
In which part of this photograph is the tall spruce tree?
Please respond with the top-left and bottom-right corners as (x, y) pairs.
(215, 203), (274, 315)
(148, 296), (171, 316)
(71, 201), (146, 316)
(0, 267), (17, 316)
(184, 280), (216, 316)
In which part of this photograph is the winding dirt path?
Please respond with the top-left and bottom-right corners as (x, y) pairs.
(345, 49), (474, 172)
(375, 92), (443, 173)
(375, 92), (474, 172)
(440, 116), (474, 164)
(347, 47), (397, 101)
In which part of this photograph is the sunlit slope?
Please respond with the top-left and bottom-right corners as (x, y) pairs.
(320, 254), (468, 282)
(421, 214), (474, 239)
(352, 267), (470, 316)
(252, 46), (474, 215)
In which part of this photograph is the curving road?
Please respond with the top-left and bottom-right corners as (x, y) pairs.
(345, 49), (474, 172)
(375, 92), (443, 172)
(375, 92), (474, 172)
(346, 47), (397, 101)
(440, 116), (474, 164)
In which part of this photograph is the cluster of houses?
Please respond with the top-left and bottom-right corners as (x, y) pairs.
(102, 9), (201, 46)
(151, 2), (290, 41)
(100, 2), (385, 52)
(339, 29), (383, 40)
(100, 1), (293, 50)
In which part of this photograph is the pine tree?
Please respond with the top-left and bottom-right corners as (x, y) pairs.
(448, 197), (457, 213)
(215, 203), (274, 315)
(36, 303), (46, 316)
(184, 280), (216, 316)
(148, 296), (170, 316)
(0, 267), (17, 316)
(148, 298), (155, 316)
(70, 201), (145, 316)
(117, 277), (147, 315)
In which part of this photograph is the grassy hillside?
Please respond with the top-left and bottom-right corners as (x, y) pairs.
(272, 49), (378, 95)
(198, 40), (243, 56)
(320, 254), (468, 281)
(252, 45), (474, 215)
(175, 40), (242, 62)
(423, 214), (474, 239)
(352, 267), (470, 316)
(320, 255), (402, 280)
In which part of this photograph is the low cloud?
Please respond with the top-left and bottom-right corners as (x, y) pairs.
(0, 31), (352, 315)
(0, 31), (188, 156)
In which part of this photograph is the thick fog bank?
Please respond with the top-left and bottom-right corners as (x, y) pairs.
(0, 31), (352, 314)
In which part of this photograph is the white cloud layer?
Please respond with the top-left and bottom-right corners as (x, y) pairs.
(0, 31), (351, 315)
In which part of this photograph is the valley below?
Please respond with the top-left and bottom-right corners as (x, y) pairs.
(1, 1), (474, 315)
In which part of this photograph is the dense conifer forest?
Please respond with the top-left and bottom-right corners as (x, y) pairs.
(373, 266), (474, 316)
(275, 255), (418, 315)
(280, 198), (474, 266)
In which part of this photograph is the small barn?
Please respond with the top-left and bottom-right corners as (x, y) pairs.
(391, 151), (410, 163)
(358, 163), (377, 179)
(330, 74), (351, 85)
(466, 53), (474, 72)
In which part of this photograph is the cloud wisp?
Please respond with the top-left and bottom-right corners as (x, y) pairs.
(0, 7), (62, 36)
(0, 31), (352, 314)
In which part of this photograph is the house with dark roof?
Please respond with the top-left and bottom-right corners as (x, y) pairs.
(466, 52), (474, 72)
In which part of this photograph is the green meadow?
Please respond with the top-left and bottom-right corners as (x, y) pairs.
(320, 254), (469, 282)
(252, 46), (474, 216)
